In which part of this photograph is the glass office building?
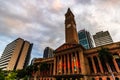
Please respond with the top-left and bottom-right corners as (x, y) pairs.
(78, 29), (93, 49)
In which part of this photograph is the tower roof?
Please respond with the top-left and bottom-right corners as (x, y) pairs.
(65, 8), (74, 17)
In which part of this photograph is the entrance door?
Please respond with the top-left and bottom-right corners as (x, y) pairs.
(72, 78), (79, 80)
(56, 78), (61, 80)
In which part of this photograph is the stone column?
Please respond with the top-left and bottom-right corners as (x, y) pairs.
(67, 54), (70, 74)
(57, 56), (59, 75)
(97, 56), (104, 73)
(53, 57), (56, 75)
(71, 53), (74, 74)
(91, 56), (97, 73)
(61, 55), (63, 74)
(50, 63), (52, 75)
(52, 63), (54, 75)
(64, 55), (66, 74)
(78, 50), (86, 74)
(62, 78), (64, 80)
(60, 56), (63, 74)
(75, 52), (79, 74)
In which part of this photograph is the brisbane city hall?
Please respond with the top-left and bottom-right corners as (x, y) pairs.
(31, 8), (120, 80)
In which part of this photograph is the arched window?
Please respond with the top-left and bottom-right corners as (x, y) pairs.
(113, 53), (120, 69)
(107, 77), (110, 80)
(93, 56), (101, 73)
(87, 57), (94, 73)
(115, 77), (119, 80)
(92, 78), (95, 80)
(99, 57), (108, 72)
(99, 78), (102, 80)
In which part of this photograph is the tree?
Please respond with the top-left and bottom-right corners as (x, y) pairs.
(25, 64), (38, 80)
(0, 72), (5, 80)
(98, 48), (115, 80)
(0, 68), (5, 80)
(40, 62), (49, 75)
(5, 71), (17, 80)
(25, 65), (34, 78)
(16, 69), (26, 79)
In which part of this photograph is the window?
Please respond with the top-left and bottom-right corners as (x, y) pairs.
(113, 54), (120, 69)
(87, 57), (94, 73)
(84, 45), (89, 49)
(91, 78), (95, 80)
(115, 77), (119, 80)
(80, 39), (88, 45)
(93, 56), (101, 73)
(107, 77), (110, 80)
(100, 58), (108, 72)
(99, 78), (102, 80)
(78, 32), (86, 39)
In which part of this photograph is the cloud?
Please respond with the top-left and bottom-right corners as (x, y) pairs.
(75, 0), (92, 4)
(0, 0), (120, 59)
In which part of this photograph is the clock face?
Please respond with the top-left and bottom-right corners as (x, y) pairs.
(67, 24), (71, 28)
(73, 24), (76, 28)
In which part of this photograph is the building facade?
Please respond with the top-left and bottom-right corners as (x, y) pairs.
(93, 31), (113, 47)
(0, 38), (33, 70)
(43, 47), (54, 58)
(32, 8), (120, 80)
(78, 29), (94, 49)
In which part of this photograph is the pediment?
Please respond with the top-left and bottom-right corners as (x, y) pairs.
(55, 43), (80, 52)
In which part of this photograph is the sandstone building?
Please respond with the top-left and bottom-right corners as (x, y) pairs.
(32, 8), (120, 80)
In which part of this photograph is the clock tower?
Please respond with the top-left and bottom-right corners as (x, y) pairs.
(65, 8), (79, 44)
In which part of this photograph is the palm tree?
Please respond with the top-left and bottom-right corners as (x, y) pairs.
(25, 64), (38, 79)
(98, 47), (115, 80)
(39, 62), (49, 76)
(16, 69), (26, 79)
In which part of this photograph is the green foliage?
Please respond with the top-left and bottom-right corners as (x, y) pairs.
(98, 48), (113, 65)
(16, 69), (26, 79)
(26, 65), (34, 76)
(23, 75), (28, 80)
(40, 62), (49, 72)
(0, 68), (5, 80)
(25, 64), (37, 77)
(0, 73), (5, 80)
(5, 72), (17, 80)
(0, 65), (39, 80)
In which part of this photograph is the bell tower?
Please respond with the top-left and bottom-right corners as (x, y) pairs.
(65, 8), (79, 44)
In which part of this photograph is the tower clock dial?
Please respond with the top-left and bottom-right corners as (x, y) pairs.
(67, 24), (71, 28)
(73, 24), (75, 28)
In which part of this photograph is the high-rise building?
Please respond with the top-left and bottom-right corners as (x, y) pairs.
(93, 31), (113, 47)
(43, 47), (54, 58)
(78, 29), (94, 49)
(0, 38), (33, 70)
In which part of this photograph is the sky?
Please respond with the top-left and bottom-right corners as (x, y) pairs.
(0, 0), (120, 60)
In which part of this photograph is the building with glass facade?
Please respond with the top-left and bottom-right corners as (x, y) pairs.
(43, 47), (54, 58)
(78, 29), (94, 49)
